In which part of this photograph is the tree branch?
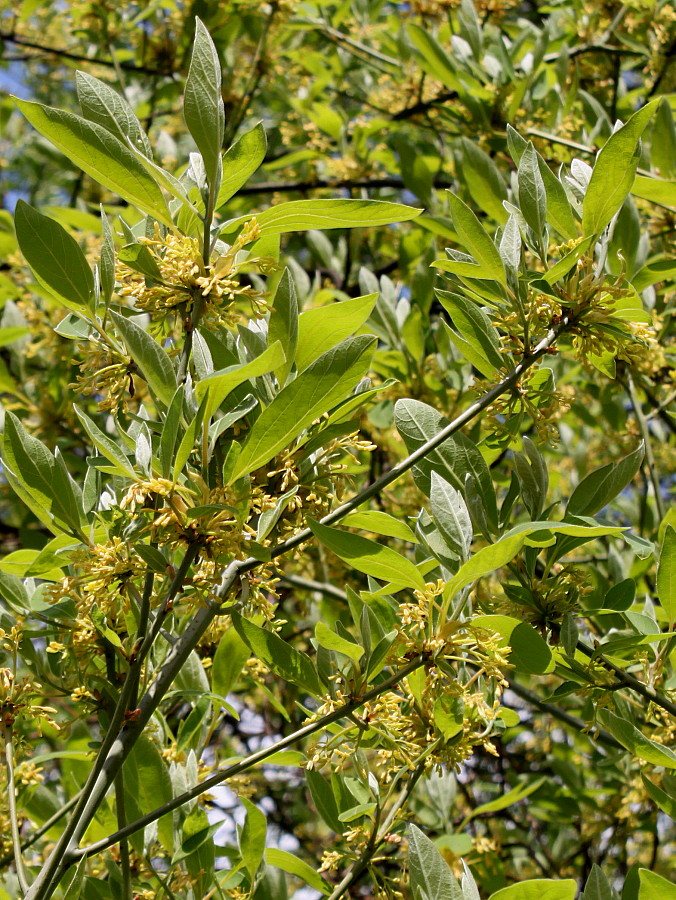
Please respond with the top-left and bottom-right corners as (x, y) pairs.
(508, 682), (623, 751)
(73, 656), (427, 859)
(0, 31), (173, 76)
(574, 637), (676, 719)
(234, 175), (452, 195)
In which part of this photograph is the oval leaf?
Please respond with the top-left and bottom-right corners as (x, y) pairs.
(308, 518), (426, 591)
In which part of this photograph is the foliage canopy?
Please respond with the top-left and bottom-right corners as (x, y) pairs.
(0, 1), (674, 899)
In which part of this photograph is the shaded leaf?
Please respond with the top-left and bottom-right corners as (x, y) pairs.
(231, 612), (321, 696)
(657, 525), (676, 624)
(14, 200), (94, 311)
(597, 709), (676, 768)
(111, 311), (177, 407)
(567, 444), (644, 516)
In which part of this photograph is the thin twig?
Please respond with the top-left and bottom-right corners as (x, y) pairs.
(0, 31), (172, 76)
(626, 373), (666, 523)
(279, 573), (349, 601)
(73, 656), (427, 858)
(223, 6), (276, 146)
(233, 175), (452, 195)
(508, 682), (622, 751)
(2, 719), (30, 894)
(114, 771), (132, 900)
(573, 637), (676, 719)
(327, 760), (428, 900)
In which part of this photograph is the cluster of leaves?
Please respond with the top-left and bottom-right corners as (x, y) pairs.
(0, 2), (674, 900)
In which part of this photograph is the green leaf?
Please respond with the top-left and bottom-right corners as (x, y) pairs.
(458, 137), (508, 224)
(212, 627), (250, 698)
(181, 807), (215, 896)
(308, 518), (425, 591)
(231, 612), (321, 696)
(632, 257), (676, 292)
(159, 386), (185, 478)
(266, 848), (331, 895)
(407, 25), (462, 93)
(231, 336), (376, 481)
(75, 71), (152, 157)
(597, 709), (676, 768)
(62, 857), (88, 900)
(468, 777), (546, 819)
(216, 122), (267, 208)
(638, 870), (676, 900)
(172, 392), (209, 481)
(631, 175), (676, 208)
(52, 447), (84, 531)
(296, 293), (378, 373)
(518, 143), (547, 241)
(195, 341), (285, 422)
(341, 510), (418, 544)
(184, 18), (225, 194)
(118, 243), (164, 281)
(306, 770), (342, 833)
(473, 615), (553, 674)
(488, 880), (577, 900)
(315, 622), (363, 661)
(582, 101), (659, 235)
(506, 125), (577, 240)
(560, 613), (579, 657)
(0, 570), (30, 614)
(239, 797), (267, 880)
(222, 198), (421, 238)
(14, 200), (94, 311)
(3, 411), (55, 515)
(0, 327), (29, 347)
(99, 208), (115, 305)
(443, 533), (525, 603)
(13, 99), (172, 226)
(110, 311), (177, 407)
(408, 824), (463, 900)
(500, 214), (521, 276)
(268, 269), (298, 384)
(446, 192), (506, 285)
(582, 866), (612, 900)
(394, 398), (499, 532)
(543, 236), (594, 285)
(436, 290), (504, 377)
(122, 737), (174, 853)
(430, 471), (472, 560)
(567, 443), (644, 517)
(657, 525), (676, 625)
(73, 405), (136, 479)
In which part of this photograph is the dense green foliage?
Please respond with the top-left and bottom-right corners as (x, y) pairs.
(0, 2), (675, 899)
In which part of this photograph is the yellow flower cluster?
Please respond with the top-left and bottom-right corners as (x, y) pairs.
(117, 221), (271, 331)
(308, 585), (510, 781)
